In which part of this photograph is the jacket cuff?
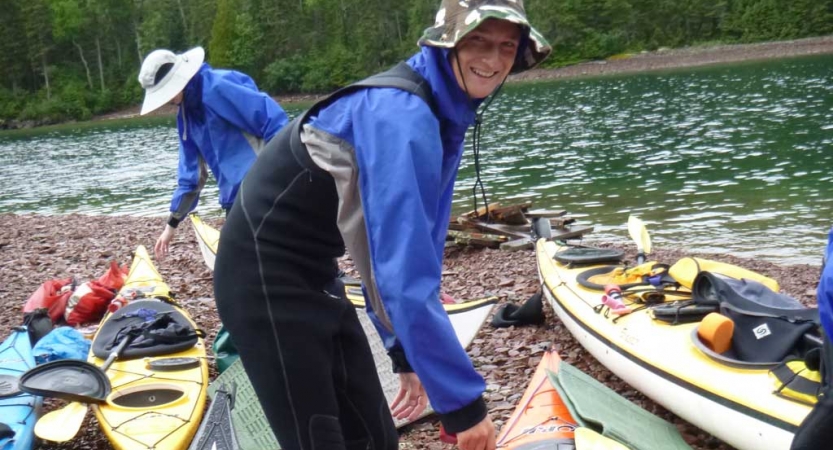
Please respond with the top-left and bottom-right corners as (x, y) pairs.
(167, 215), (181, 228)
(388, 349), (413, 373)
(438, 396), (488, 434)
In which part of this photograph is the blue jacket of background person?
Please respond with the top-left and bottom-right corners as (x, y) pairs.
(819, 228), (833, 338)
(171, 64), (288, 222)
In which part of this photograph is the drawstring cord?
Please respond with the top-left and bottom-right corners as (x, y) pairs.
(179, 97), (188, 141)
(454, 50), (507, 223)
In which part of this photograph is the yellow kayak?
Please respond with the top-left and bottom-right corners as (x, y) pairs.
(88, 245), (208, 450)
(536, 239), (811, 450)
(190, 214), (219, 271)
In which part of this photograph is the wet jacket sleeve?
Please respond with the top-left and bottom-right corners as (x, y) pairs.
(203, 73), (289, 142)
(364, 298), (413, 372)
(168, 137), (207, 227)
(819, 228), (833, 338)
(351, 90), (487, 433)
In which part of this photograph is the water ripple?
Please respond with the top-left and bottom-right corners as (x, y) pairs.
(2, 56), (832, 265)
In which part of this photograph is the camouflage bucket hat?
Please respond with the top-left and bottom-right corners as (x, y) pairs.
(419, 0), (552, 73)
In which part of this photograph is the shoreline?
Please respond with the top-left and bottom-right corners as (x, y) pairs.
(510, 34), (833, 81)
(87, 35), (833, 124)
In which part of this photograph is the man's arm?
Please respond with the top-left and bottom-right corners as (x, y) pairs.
(349, 89), (487, 434)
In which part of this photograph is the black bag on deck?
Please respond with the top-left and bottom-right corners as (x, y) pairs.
(693, 271), (820, 363)
(23, 308), (53, 347)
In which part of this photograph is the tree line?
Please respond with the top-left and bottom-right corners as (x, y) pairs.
(1, 0), (831, 126)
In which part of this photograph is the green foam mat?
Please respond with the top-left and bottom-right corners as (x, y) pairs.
(207, 308), (437, 449)
(547, 361), (692, 450)
(209, 360), (279, 450)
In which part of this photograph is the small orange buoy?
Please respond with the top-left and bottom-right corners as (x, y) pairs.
(698, 312), (735, 354)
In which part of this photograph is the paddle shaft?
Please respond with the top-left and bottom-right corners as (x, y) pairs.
(34, 333), (134, 443)
(100, 335), (132, 372)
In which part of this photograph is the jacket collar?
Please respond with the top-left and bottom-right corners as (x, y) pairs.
(407, 46), (481, 131)
(181, 63), (209, 111)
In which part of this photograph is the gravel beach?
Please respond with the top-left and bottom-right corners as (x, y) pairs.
(0, 213), (822, 449)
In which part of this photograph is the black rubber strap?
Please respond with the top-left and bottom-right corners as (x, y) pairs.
(290, 62), (438, 173)
(167, 215), (181, 228)
(388, 348), (413, 373)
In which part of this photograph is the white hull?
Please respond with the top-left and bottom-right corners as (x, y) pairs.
(539, 271), (796, 450)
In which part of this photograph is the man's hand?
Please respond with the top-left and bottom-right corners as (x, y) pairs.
(390, 372), (428, 422)
(456, 416), (496, 450)
(154, 225), (176, 260)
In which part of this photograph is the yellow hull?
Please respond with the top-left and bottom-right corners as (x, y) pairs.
(89, 246), (208, 450)
(536, 239), (809, 450)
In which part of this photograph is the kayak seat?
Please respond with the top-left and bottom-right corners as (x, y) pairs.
(680, 271), (822, 367)
(92, 300), (198, 360)
(0, 422), (13, 440)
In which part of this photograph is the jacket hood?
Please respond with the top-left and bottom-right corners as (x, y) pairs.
(407, 46), (481, 132)
(181, 64), (210, 111)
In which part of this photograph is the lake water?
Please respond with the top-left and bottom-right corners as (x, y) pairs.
(1, 55), (830, 266)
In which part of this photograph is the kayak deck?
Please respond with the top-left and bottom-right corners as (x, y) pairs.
(90, 246), (208, 450)
(536, 239), (810, 450)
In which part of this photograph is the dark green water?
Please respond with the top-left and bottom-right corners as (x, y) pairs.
(1, 55), (830, 265)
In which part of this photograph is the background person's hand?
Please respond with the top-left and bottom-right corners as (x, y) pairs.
(390, 372), (428, 422)
(456, 415), (496, 450)
(154, 225), (176, 260)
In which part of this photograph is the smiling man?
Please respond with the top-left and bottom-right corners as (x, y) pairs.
(213, 1), (550, 449)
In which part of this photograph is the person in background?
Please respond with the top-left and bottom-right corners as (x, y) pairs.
(213, 1), (550, 449)
(137, 46), (289, 259)
(791, 227), (833, 449)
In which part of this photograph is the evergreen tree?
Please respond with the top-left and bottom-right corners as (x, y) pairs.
(209, 0), (238, 67)
(3, 0), (833, 124)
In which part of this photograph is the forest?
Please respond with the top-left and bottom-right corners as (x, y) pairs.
(0, 0), (831, 126)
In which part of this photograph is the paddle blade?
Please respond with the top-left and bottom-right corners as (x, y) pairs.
(531, 217), (552, 240)
(627, 215), (652, 254)
(35, 401), (88, 442)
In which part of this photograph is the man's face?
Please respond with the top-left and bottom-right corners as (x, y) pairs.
(169, 92), (184, 106)
(450, 18), (522, 99)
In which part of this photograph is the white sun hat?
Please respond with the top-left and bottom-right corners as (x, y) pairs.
(138, 46), (205, 115)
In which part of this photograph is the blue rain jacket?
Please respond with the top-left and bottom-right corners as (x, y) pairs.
(308, 46), (485, 416)
(819, 228), (833, 338)
(172, 64), (288, 219)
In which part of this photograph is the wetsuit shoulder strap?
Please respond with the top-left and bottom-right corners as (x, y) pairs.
(289, 62), (438, 171)
(348, 62), (438, 115)
(309, 61), (438, 119)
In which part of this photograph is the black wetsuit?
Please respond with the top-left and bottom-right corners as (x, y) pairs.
(214, 64), (435, 450)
